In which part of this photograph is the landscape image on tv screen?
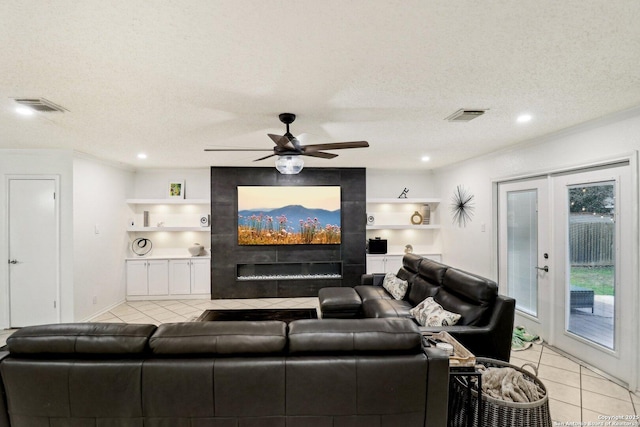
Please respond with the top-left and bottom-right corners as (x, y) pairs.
(238, 186), (341, 245)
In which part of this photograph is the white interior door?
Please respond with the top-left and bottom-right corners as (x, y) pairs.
(551, 164), (633, 387)
(8, 178), (59, 327)
(498, 178), (550, 340)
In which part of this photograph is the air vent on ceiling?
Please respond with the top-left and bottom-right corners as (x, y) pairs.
(445, 109), (487, 122)
(12, 98), (67, 113)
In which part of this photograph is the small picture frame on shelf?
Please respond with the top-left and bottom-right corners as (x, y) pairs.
(168, 180), (185, 199)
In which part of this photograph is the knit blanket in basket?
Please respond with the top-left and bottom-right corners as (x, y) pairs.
(477, 366), (545, 403)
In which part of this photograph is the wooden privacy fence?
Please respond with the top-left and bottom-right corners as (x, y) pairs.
(569, 218), (614, 266)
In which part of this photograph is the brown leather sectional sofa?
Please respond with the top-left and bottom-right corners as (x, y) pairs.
(0, 319), (449, 427)
(356, 253), (516, 361)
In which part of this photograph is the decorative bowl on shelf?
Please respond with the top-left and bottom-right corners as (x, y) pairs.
(188, 243), (205, 256)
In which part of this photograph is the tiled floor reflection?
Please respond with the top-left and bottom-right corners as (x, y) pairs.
(1, 297), (638, 423)
(510, 343), (638, 423)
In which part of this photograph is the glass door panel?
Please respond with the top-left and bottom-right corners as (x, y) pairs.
(507, 190), (538, 317)
(566, 182), (615, 349)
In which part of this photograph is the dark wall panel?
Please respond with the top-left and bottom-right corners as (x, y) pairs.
(210, 167), (366, 298)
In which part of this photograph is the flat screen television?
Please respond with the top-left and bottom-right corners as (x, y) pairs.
(238, 186), (341, 245)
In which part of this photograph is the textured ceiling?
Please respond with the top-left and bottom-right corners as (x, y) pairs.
(1, 1), (640, 170)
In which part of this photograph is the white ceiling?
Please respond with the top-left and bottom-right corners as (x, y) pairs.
(2, 1), (640, 170)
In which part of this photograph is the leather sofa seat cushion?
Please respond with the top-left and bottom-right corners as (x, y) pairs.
(150, 321), (287, 354)
(354, 284), (393, 302)
(6, 323), (156, 355)
(435, 269), (498, 326)
(288, 318), (421, 353)
(362, 299), (413, 319)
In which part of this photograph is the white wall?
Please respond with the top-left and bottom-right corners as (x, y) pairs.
(434, 107), (640, 279)
(73, 155), (134, 321)
(0, 149), (75, 327)
(432, 107), (640, 391)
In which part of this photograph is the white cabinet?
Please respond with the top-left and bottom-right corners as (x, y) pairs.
(365, 255), (403, 274)
(169, 258), (211, 295)
(127, 257), (210, 299)
(126, 260), (169, 296)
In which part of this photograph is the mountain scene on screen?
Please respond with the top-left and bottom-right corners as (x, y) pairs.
(238, 204), (341, 245)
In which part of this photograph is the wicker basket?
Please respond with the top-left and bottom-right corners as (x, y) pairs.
(449, 358), (552, 427)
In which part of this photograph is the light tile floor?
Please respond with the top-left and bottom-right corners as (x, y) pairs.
(1, 297), (638, 424)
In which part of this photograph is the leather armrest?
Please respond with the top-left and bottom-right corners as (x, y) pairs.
(422, 346), (449, 427)
(419, 295), (515, 361)
(0, 351), (10, 427)
(360, 273), (386, 286)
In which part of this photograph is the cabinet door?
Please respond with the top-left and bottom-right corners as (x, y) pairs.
(385, 255), (404, 274)
(366, 255), (387, 274)
(169, 259), (191, 295)
(190, 258), (211, 294)
(147, 260), (169, 295)
(126, 260), (148, 296)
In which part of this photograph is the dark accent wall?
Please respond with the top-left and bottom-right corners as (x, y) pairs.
(210, 167), (366, 298)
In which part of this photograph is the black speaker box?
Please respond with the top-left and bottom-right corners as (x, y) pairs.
(368, 238), (387, 254)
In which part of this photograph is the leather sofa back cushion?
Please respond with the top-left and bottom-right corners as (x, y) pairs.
(435, 269), (498, 326)
(288, 318), (421, 353)
(150, 321), (287, 354)
(402, 253), (423, 273)
(6, 323), (156, 355)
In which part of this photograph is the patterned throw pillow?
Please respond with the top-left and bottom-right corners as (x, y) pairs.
(382, 272), (409, 300)
(410, 297), (462, 327)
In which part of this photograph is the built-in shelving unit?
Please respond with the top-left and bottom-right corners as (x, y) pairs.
(125, 199), (211, 232)
(366, 197), (442, 265)
(125, 198), (212, 299)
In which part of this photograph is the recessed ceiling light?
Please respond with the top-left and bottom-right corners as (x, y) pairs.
(517, 114), (532, 123)
(421, 156), (431, 162)
(137, 153), (147, 159)
(15, 106), (35, 116)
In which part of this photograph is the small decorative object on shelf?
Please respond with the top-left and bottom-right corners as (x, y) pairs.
(410, 211), (423, 225)
(132, 238), (152, 256)
(143, 211), (149, 227)
(421, 204), (431, 225)
(451, 185), (475, 227)
(200, 214), (210, 227)
(188, 243), (206, 256)
(366, 213), (375, 225)
(404, 244), (413, 254)
(398, 187), (409, 199)
(168, 180), (185, 199)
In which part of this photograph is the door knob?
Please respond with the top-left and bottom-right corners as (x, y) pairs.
(8, 259), (18, 264)
(535, 265), (549, 272)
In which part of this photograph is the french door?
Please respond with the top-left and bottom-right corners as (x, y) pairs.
(498, 178), (550, 341)
(498, 162), (635, 388)
(551, 165), (633, 385)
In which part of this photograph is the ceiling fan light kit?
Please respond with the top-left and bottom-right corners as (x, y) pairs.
(275, 155), (304, 174)
(204, 113), (369, 174)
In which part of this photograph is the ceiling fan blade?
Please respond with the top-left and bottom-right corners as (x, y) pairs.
(302, 151), (338, 159)
(268, 134), (295, 149)
(302, 141), (369, 152)
(253, 153), (277, 161)
(204, 148), (273, 152)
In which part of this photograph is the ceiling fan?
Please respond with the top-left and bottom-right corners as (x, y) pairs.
(204, 113), (369, 174)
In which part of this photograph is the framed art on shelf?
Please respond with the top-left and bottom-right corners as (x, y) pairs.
(168, 180), (185, 199)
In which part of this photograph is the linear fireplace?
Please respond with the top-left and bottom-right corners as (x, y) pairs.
(237, 262), (342, 281)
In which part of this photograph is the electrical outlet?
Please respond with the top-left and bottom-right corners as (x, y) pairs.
(94, 224), (100, 235)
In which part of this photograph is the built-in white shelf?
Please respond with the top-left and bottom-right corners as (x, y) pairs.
(127, 226), (210, 232)
(366, 224), (440, 230)
(126, 199), (210, 205)
(366, 198), (441, 204)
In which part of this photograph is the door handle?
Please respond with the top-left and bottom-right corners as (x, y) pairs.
(535, 265), (549, 272)
(8, 259), (18, 264)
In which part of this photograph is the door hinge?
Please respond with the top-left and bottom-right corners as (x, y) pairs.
(53, 301), (57, 308)
(53, 192), (56, 200)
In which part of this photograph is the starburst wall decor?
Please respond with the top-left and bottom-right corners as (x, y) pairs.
(450, 185), (475, 227)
